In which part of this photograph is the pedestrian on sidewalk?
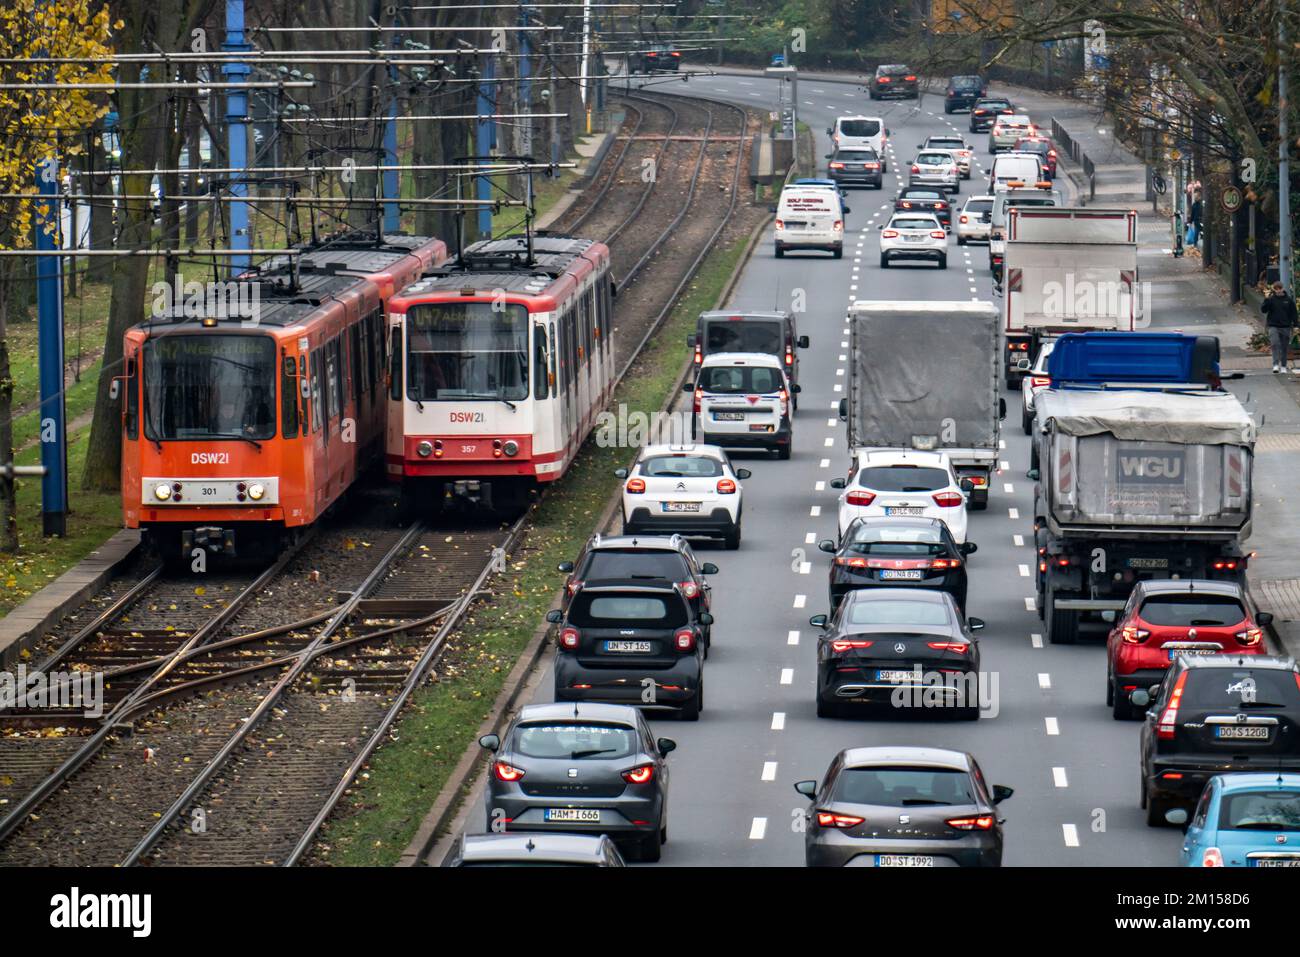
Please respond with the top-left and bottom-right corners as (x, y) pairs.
(1187, 192), (1202, 250)
(1262, 281), (1299, 373)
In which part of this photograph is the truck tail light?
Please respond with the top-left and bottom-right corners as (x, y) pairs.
(626, 478), (646, 494)
(833, 220), (843, 230)
(845, 491), (876, 506)
(775, 218), (784, 228)
(1157, 671), (1188, 739)
(932, 492), (964, 507)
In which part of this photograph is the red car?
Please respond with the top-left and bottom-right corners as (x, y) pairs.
(1012, 136), (1058, 179)
(1107, 580), (1272, 720)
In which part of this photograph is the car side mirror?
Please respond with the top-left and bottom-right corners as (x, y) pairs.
(478, 733), (500, 751)
(1164, 807), (1189, 827)
(686, 334), (696, 347)
(818, 539), (837, 553)
(961, 541), (978, 555)
(829, 477), (846, 489)
(843, 206), (851, 214)
(798, 335), (810, 348)
(959, 478), (975, 492)
(998, 397), (1007, 420)
(657, 737), (677, 756)
(769, 205), (778, 214)
(1129, 689), (1151, 708)
(1015, 358), (1031, 371)
(615, 467), (629, 478)
(698, 612), (714, 626)
(838, 398), (848, 419)
(968, 617), (985, 631)
(701, 562), (719, 575)
(1257, 612), (1274, 626)
(557, 561), (574, 573)
(794, 779), (818, 798)
(1026, 468), (1040, 481)
(736, 468), (752, 480)
(825, 128), (833, 135)
(809, 614), (829, 629)
(992, 784), (1014, 804)
(877, 223), (884, 230)
(791, 384), (802, 394)
(824, 153), (833, 159)
(682, 382), (695, 392)
(545, 609), (564, 624)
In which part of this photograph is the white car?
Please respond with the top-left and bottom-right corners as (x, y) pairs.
(879, 213), (948, 269)
(922, 135), (973, 178)
(774, 185), (846, 259)
(909, 150), (960, 193)
(831, 449), (970, 544)
(1018, 340), (1056, 434)
(956, 195), (994, 245)
(691, 352), (796, 458)
(616, 443), (750, 549)
(988, 114), (1034, 152)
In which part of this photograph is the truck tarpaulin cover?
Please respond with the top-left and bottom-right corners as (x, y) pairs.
(1036, 390), (1256, 446)
(849, 301), (999, 449)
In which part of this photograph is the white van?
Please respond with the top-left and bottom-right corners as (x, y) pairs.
(989, 152), (1045, 192)
(828, 116), (888, 172)
(775, 185), (846, 259)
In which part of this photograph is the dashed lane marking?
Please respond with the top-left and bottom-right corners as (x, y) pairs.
(1045, 716), (1060, 735)
(798, 561), (811, 575)
(1004, 483), (1014, 493)
(1038, 673), (1052, 690)
(780, 668), (794, 684)
(815, 480), (826, 491)
(788, 630), (800, 645)
(762, 762), (778, 782)
(750, 818), (768, 840)
(805, 532), (816, 544)
(1013, 534), (1024, 546)
(1018, 564), (1030, 577)
(825, 437), (835, 446)
(771, 712), (786, 730)
(1053, 767), (1068, 788)
(810, 505), (822, 517)
(1031, 632), (1043, 648)
(793, 595), (806, 608)
(1062, 824), (1080, 847)
(820, 458), (830, 468)
(1008, 507), (1019, 519)
(1024, 597), (1036, 611)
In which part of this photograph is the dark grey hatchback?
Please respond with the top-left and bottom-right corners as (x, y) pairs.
(795, 746), (1012, 867)
(480, 702), (676, 861)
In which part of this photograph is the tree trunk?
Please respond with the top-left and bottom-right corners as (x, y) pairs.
(0, 260), (17, 552)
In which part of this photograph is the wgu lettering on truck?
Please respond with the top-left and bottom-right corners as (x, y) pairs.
(191, 452), (231, 464)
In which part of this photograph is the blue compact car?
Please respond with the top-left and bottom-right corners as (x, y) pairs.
(1171, 773), (1300, 867)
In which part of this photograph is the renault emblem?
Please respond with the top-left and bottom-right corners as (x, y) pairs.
(1188, 627), (1197, 640)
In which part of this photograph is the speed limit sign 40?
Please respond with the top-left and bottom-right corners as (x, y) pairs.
(1222, 186), (1243, 213)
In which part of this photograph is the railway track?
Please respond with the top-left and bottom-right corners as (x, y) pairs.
(0, 88), (755, 867)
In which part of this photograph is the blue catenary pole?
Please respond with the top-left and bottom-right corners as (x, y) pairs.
(36, 157), (67, 537)
(477, 54), (497, 238)
(223, 0), (251, 274)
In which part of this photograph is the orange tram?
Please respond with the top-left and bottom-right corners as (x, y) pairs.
(121, 233), (447, 560)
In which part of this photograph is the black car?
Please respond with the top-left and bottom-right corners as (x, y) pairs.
(870, 64), (919, 100)
(478, 702), (676, 861)
(1134, 655), (1300, 826)
(638, 45), (681, 73)
(810, 588), (984, 720)
(826, 147), (883, 188)
(549, 582), (707, 719)
(796, 747), (1011, 867)
(557, 533), (718, 653)
(944, 75), (986, 113)
(969, 97), (1014, 132)
(895, 186), (953, 228)
(820, 517), (975, 613)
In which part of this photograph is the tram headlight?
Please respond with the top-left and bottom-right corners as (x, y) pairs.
(417, 440), (433, 458)
(247, 483), (266, 501)
(502, 439), (519, 457)
(153, 483), (172, 501)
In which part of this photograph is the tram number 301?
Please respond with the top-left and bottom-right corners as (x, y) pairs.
(449, 411), (485, 423)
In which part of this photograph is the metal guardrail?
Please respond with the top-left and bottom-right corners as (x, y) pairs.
(1051, 117), (1095, 203)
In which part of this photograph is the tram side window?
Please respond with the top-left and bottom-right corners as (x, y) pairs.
(351, 325), (364, 405)
(326, 339), (341, 423)
(585, 288), (596, 361)
(310, 351), (323, 433)
(389, 327), (402, 400)
(370, 313), (384, 397)
(599, 275), (611, 347)
(124, 354), (139, 440)
(534, 325), (549, 401)
(282, 354), (299, 438)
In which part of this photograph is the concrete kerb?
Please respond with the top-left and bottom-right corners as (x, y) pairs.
(399, 200), (775, 868)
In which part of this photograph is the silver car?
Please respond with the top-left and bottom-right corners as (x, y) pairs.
(479, 702), (676, 862)
(448, 832), (626, 867)
(795, 746), (1012, 867)
(955, 195), (994, 245)
(909, 150), (960, 194)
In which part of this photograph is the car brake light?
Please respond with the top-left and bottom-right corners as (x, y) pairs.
(671, 51), (681, 57)
(829, 161), (845, 169)
(833, 220), (843, 230)
(1235, 627), (1263, 647)
(566, 578), (584, 596)
(716, 478), (737, 494)
(785, 348), (794, 366)
(900, 201), (912, 208)
(930, 230), (946, 239)
(911, 164), (920, 173)
(960, 215), (969, 224)
(816, 811), (864, 828)
(1212, 561), (1238, 570)
(845, 491), (876, 506)
(882, 229), (900, 238)
(775, 218), (784, 228)
(927, 641), (969, 653)
(879, 76), (891, 83)
(626, 477), (646, 494)
(929, 558), (961, 570)
(1157, 671), (1187, 739)
(693, 387), (702, 414)
(493, 761), (526, 782)
(1121, 625), (1150, 644)
(674, 628), (696, 651)
(936, 202), (947, 209)
(559, 627), (580, 650)
(834, 556), (868, 568)
(1030, 376), (1051, 387)
(1202, 846), (1224, 867)
(932, 491), (963, 507)
(946, 814), (995, 830)
(678, 580), (700, 599)
(622, 764), (656, 784)
(1048, 149), (1057, 157)
(905, 75), (916, 81)
(831, 639), (874, 652)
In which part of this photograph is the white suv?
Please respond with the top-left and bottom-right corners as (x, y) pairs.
(690, 352), (797, 459)
(1018, 339), (1056, 434)
(616, 443), (750, 549)
(879, 213), (948, 269)
(831, 449), (970, 543)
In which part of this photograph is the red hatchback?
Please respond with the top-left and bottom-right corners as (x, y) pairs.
(1107, 580), (1272, 719)
(1012, 136), (1058, 178)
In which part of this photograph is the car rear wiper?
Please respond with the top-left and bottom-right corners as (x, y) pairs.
(569, 748), (618, 759)
(900, 798), (953, 806)
(900, 486), (933, 493)
(1189, 619), (1228, 626)
(1230, 821), (1298, 830)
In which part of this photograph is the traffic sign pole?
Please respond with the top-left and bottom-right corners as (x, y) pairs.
(36, 157), (67, 537)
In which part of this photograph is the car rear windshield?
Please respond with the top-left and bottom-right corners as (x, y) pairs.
(699, 365), (784, 394)
(839, 119), (880, 137)
(845, 524), (947, 556)
(965, 199), (994, 213)
(837, 150), (879, 161)
(569, 593), (688, 628)
(858, 465), (949, 492)
(977, 100), (1011, 110)
(1138, 594), (1247, 627)
(917, 153), (953, 165)
(583, 549), (688, 581)
(1218, 790), (1300, 831)
(843, 598), (950, 627)
(949, 77), (982, 89)
(891, 218), (939, 231)
(901, 190), (943, 200)
(1017, 141), (1050, 154)
(1181, 669), (1299, 709)
(928, 138), (964, 148)
(833, 767), (975, 807)
(704, 320), (783, 355)
(511, 723), (638, 760)
(641, 455), (724, 478)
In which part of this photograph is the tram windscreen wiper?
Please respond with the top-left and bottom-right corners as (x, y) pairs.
(195, 432), (263, 450)
(462, 391), (517, 411)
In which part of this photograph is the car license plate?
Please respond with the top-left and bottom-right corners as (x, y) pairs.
(877, 855), (934, 867)
(880, 569), (925, 580)
(713, 411), (745, 421)
(884, 507), (925, 516)
(903, 235), (925, 242)
(1127, 557), (1169, 569)
(876, 669), (917, 683)
(1251, 858), (1300, 867)
(1167, 648), (1217, 660)
(1216, 726), (1270, 739)
(662, 501), (700, 512)
(605, 640), (653, 653)
(545, 808), (601, 822)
